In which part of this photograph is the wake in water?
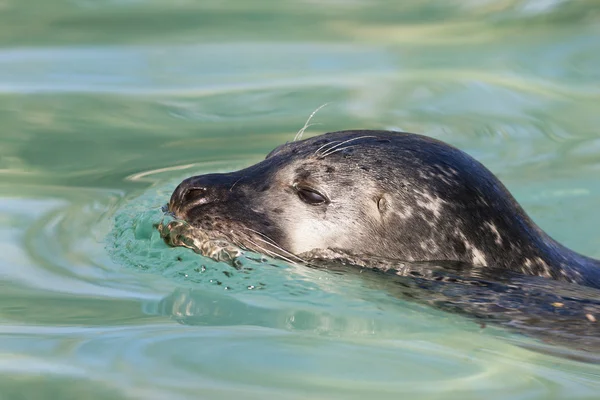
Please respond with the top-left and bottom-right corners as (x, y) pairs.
(154, 210), (600, 362)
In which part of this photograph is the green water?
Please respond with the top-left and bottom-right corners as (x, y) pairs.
(1, 0), (600, 398)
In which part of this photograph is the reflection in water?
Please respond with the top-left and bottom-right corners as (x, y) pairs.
(151, 260), (600, 363)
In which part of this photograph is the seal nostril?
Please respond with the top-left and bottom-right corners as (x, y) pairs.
(183, 187), (207, 203)
(181, 187), (217, 209)
(169, 183), (211, 213)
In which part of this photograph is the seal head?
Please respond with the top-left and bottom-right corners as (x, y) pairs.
(169, 130), (600, 288)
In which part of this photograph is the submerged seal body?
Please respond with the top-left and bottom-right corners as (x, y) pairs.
(168, 130), (600, 288)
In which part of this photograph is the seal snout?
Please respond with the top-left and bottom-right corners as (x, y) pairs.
(169, 177), (213, 216)
(169, 173), (239, 217)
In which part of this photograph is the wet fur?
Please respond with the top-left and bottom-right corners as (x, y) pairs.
(169, 130), (600, 289)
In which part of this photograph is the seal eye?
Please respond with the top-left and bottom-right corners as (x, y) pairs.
(295, 186), (328, 205)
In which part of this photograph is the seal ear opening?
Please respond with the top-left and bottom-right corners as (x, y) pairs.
(377, 194), (390, 214)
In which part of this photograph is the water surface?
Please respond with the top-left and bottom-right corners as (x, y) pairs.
(1, 0), (600, 399)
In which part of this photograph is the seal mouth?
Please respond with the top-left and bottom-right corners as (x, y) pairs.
(159, 204), (305, 266)
(157, 217), (243, 263)
(159, 204), (243, 262)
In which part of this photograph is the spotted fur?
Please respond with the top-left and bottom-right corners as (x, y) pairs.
(170, 130), (600, 289)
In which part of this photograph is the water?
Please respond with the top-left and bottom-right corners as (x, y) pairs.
(1, 0), (600, 398)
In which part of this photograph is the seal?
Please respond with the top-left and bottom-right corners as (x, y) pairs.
(168, 130), (600, 289)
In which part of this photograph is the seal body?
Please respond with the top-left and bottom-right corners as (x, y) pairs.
(169, 130), (600, 288)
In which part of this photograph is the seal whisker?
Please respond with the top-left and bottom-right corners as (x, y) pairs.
(242, 226), (279, 244)
(253, 236), (306, 263)
(230, 176), (244, 192)
(244, 238), (279, 259)
(297, 122), (321, 139)
(242, 227), (305, 263)
(245, 238), (299, 265)
(314, 140), (341, 157)
(320, 135), (377, 158)
(294, 103), (329, 142)
(319, 144), (360, 158)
